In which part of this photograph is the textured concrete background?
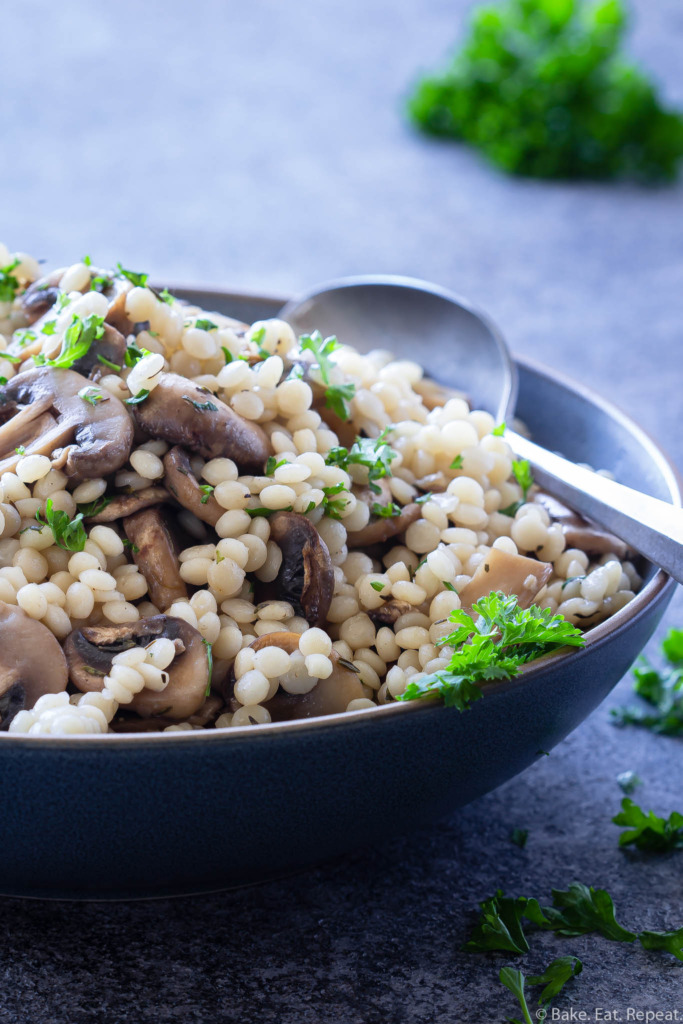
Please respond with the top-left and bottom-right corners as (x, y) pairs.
(1, 1), (682, 1021)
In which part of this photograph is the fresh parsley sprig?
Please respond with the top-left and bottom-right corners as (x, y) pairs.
(325, 381), (356, 421)
(36, 499), (87, 552)
(398, 592), (585, 710)
(116, 263), (148, 288)
(611, 628), (683, 735)
(34, 313), (105, 371)
(500, 957), (583, 1023)
(0, 258), (20, 303)
(299, 330), (340, 384)
(325, 432), (398, 495)
(612, 798), (683, 852)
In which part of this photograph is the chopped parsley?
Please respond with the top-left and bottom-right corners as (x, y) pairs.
(125, 389), (150, 405)
(97, 354), (122, 372)
(199, 484), (215, 505)
(512, 458), (534, 500)
(371, 500), (401, 518)
(90, 272), (114, 293)
(370, 581), (386, 593)
(14, 329), (36, 347)
(182, 395), (218, 413)
(510, 827), (528, 849)
(0, 377), (7, 386)
(15, 445), (26, 455)
(613, 798), (683, 852)
(325, 433), (398, 495)
(299, 330), (340, 384)
(77, 496), (112, 517)
(450, 454), (464, 470)
(398, 591), (585, 710)
(0, 258), (20, 304)
(249, 326), (269, 359)
(122, 538), (140, 553)
(265, 456), (287, 476)
(116, 263), (148, 288)
(158, 288), (175, 305)
(246, 506), (293, 518)
(194, 319), (219, 332)
(492, 422), (506, 436)
(0, 352), (21, 364)
(325, 382), (356, 421)
(322, 481), (349, 519)
(34, 313), (105, 370)
(616, 770), (641, 795)
(36, 499), (87, 552)
(41, 320), (57, 335)
(612, 628), (683, 735)
(124, 342), (149, 367)
(78, 385), (108, 407)
(415, 491), (433, 505)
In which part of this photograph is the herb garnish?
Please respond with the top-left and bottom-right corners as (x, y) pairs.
(0, 352), (21, 363)
(182, 395), (218, 413)
(510, 828), (528, 849)
(116, 263), (148, 288)
(41, 320), (57, 335)
(299, 330), (340, 384)
(325, 433), (398, 495)
(265, 456), (287, 476)
(78, 386), (108, 407)
(616, 771), (641, 795)
(77, 496), (112, 517)
(492, 422), (506, 437)
(34, 313), (105, 370)
(14, 329), (36, 347)
(125, 389), (150, 406)
(0, 258), (20, 303)
(246, 506), (293, 518)
(194, 319), (219, 332)
(407, 0), (683, 182)
(199, 484), (215, 505)
(613, 798), (683, 852)
(321, 482), (349, 519)
(450, 454), (464, 470)
(325, 381), (356, 421)
(371, 500), (401, 519)
(36, 499), (87, 552)
(370, 581), (386, 593)
(499, 958), (583, 1022)
(124, 342), (149, 367)
(398, 591), (585, 710)
(611, 628), (683, 735)
(97, 354), (122, 372)
(15, 445), (26, 455)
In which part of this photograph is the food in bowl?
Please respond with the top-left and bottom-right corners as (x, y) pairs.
(0, 247), (641, 736)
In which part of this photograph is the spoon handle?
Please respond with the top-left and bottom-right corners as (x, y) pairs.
(508, 431), (683, 585)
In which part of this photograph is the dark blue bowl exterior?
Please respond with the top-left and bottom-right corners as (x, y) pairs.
(0, 292), (678, 899)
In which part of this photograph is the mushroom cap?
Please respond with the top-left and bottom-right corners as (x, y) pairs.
(122, 506), (187, 612)
(346, 482), (422, 548)
(258, 511), (334, 627)
(132, 372), (271, 470)
(0, 602), (69, 730)
(221, 631), (365, 722)
(65, 615), (209, 720)
(0, 367), (134, 482)
(163, 446), (223, 527)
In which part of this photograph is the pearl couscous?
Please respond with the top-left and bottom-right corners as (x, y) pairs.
(0, 248), (640, 736)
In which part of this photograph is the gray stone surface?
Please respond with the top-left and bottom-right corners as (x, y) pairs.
(1, 1), (682, 1021)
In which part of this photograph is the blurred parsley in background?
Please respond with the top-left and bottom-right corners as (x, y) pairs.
(407, 0), (683, 181)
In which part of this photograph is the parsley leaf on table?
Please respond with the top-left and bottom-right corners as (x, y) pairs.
(611, 628), (683, 735)
(407, 0), (683, 181)
(526, 956), (583, 1006)
(612, 798), (683, 852)
(397, 591), (584, 709)
(639, 927), (683, 962)
(538, 883), (637, 942)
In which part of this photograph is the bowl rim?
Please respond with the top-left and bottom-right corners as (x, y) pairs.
(1, 288), (679, 749)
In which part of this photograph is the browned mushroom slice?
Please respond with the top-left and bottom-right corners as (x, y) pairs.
(131, 372), (270, 470)
(369, 600), (414, 626)
(65, 615), (209, 720)
(0, 602), (69, 729)
(163, 446), (222, 527)
(0, 367), (134, 482)
(256, 511), (334, 627)
(123, 506), (187, 611)
(220, 631), (365, 722)
(71, 323), (127, 380)
(109, 693), (225, 732)
(457, 547), (553, 614)
(85, 487), (170, 523)
(533, 491), (631, 559)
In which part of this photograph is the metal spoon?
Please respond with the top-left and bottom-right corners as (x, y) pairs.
(280, 274), (683, 584)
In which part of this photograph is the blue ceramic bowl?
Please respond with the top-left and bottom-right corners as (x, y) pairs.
(0, 289), (679, 900)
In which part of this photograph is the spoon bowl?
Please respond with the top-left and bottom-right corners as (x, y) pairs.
(282, 275), (683, 584)
(280, 275), (517, 425)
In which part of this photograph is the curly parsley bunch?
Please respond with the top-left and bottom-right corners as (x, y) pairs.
(408, 0), (683, 181)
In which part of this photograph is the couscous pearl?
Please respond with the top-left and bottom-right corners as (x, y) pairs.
(234, 670), (270, 706)
(16, 455), (52, 484)
(299, 627), (333, 657)
(130, 450), (165, 480)
(304, 654), (333, 679)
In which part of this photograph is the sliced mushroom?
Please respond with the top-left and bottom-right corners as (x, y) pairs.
(84, 487), (170, 523)
(71, 322), (127, 380)
(0, 602), (69, 729)
(533, 491), (631, 559)
(163, 445), (222, 526)
(0, 367), (134, 482)
(369, 599), (414, 626)
(131, 372), (270, 470)
(123, 506), (187, 611)
(221, 631), (365, 721)
(20, 269), (65, 325)
(256, 511), (334, 627)
(457, 547), (553, 614)
(65, 615), (209, 720)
